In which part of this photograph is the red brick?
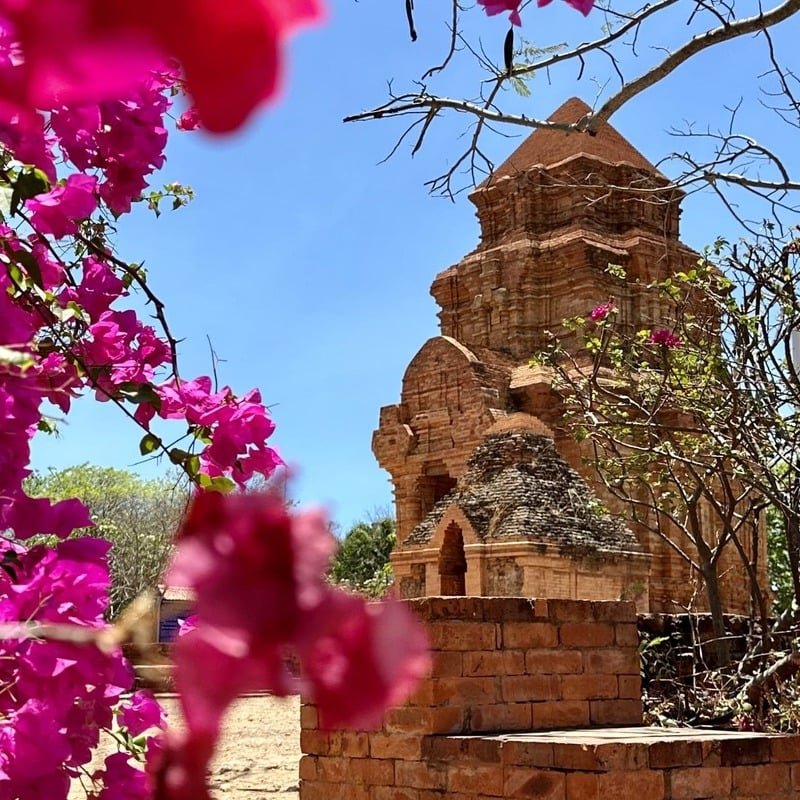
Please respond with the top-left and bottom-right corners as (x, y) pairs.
(732, 763), (791, 794)
(299, 756), (318, 780)
(300, 729), (331, 755)
(598, 770), (664, 797)
(669, 766), (731, 799)
(502, 740), (555, 768)
(371, 787), (420, 800)
(370, 734), (424, 760)
(648, 740), (702, 769)
(406, 679), (435, 706)
(328, 731), (344, 756)
(561, 674), (617, 701)
(481, 597), (537, 621)
(559, 622), (614, 647)
(349, 757), (395, 786)
(316, 756), (348, 783)
(526, 649), (583, 674)
(589, 698), (642, 725)
(409, 597), (485, 621)
(532, 599), (550, 618)
(592, 601), (636, 623)
(769, 736), (800, 762)
(547, 599), (595, 622)
(447, 764), (504, 796)
(431, 676), (499, 705)
(503, 622), (558, 649)
(566, 773), (599, 800)
(618, 674), (641, 699)
(430, 650), (463, 677)
(300, 704), (318, 730)
(720, 738), (771, 766)
(385, 706), (465, 735)
(469, 702), (532, 732)
(395, 760), (447, 790)
(384, 707), (421, 733)
(430, 706), (466, 734)
(615, 623), (640, 646)
(531, 700), (590, 729)
(504, 768), (566, 799)
(501, 674), (560, 702)
(463, 649), (525, 676)
(466, 738), (503, 762)
(553, 742), (648, 771)
(342, 732), (370, 758)
(368, 788), (416, 800)
(298, 780), (347, 800)
(423, 737), (466, 760)
(585, 649), (640, 675)
(428, 621), (497, 651)
(792, 763), (800, 788)
(700, 740), (722, 766)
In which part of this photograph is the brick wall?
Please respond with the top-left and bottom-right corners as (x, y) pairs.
(299, 597), (641, 800)
(299, 597), (800, 800)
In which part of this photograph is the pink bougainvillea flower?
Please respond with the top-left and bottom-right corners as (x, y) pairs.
(1, 0), (324, 133)
(26, 173), (98, 238)
(298, 591), (431, 729)
(537, 0), (594, 15)
(176, 108), (200, 132)
(118, 690), (165, 737)
(589, 301), (614, 322)
(96, 753), (148, 800)
(649, 328), (682, 348)
(166, 491), (335, 641)
(163, 491), (430, 799)
(477, 0), (522, 25)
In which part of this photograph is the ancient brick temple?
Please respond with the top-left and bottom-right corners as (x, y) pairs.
(373, 97), (761, 613)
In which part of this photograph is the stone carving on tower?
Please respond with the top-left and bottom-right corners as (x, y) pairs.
(373, 98), (761, 613)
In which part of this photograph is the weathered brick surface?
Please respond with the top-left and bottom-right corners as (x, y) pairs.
(373, 99), (766, 616)
(299, 598), (800, 800)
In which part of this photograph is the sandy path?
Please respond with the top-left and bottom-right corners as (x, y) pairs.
(69, 695), (302, 800)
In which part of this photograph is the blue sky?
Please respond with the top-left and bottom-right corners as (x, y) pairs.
(30, 0), (799, 533)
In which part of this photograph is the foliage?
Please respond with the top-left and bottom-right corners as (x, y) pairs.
(330, 514), (396, 597)
(540, 233), (800, 661)
(767, 505), (795, 615)
(25, 464), (188, 619)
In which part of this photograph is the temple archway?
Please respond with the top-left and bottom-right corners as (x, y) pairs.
(438, 522), (466, 595)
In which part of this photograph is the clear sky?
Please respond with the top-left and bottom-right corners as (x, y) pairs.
(29, 0), (799, 533)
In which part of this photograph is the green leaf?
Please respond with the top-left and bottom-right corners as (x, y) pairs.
(198, 473), (236, 493)
(139, 433), (161, 456)
(11, 168), (50, 215)
(510, 76), (531, 97)
(168, 448), (189, 465)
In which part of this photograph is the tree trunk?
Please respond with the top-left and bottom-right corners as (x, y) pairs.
(702, 564), (731, 666)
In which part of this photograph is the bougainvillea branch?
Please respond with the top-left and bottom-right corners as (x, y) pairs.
(0, 3), (431, 800)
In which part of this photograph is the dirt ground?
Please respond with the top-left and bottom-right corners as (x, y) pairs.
(172, 694), (302, 800)
(70, 694), (302, 800)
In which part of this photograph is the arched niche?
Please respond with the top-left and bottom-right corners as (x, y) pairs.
(438, 521), (467, 596)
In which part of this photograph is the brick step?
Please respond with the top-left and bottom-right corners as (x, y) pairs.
(422, 726), (800, 799)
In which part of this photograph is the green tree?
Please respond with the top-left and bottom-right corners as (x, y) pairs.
(768, 505), (795, 615)
(25, 464), (189, 619)
(541, 234), (800, 655)
(330, 513), (396, 598)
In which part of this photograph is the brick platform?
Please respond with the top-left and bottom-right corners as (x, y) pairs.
(298, 598), (800, 800)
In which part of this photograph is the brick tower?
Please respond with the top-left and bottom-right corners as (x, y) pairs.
(373, 98), (759, 613)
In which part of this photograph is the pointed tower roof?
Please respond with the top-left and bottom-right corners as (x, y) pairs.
(488, 97), (658, 182)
